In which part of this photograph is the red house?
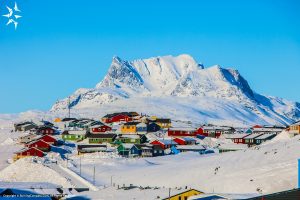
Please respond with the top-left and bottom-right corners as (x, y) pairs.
(227, 134), (249, 144)
(168, 128), (203, 137)
(173, 137), (197, 145)
(38, 135), (57, 145)
(15, 147), (45, 159)
(26, 139), (51, 152)
(37, 126), (55, 135)
(90, 125), (112, 133)
(101, 112), (139, 123)
(150, 139), (178, 149)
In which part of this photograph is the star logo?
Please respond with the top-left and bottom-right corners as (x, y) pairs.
(2, 2), (22, 30)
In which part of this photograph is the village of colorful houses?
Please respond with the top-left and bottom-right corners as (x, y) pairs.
(12, 111), (300, 161)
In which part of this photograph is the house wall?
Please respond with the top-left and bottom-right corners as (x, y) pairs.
(290, 125), (300, 134)
(121, 125), (136, 133)
(62, 134), (84, 141)
(156, 122), (171, 128)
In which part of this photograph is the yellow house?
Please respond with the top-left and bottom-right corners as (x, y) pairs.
(155, 118), (172, 129)
(121, 122), (139, 134)
(163, 189), (203, 200)
(289, 121), (300, 136)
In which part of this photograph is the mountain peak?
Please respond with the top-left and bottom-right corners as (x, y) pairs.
(51, 54), (300, 126)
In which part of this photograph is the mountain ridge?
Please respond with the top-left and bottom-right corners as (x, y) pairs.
(50, 54), (300, 126)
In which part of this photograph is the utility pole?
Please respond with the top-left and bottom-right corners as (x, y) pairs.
(79, 157), (81, 176)
(168, 188), (171, 200)
(93, 165), (96, 185)
(111, 175), (113, 187)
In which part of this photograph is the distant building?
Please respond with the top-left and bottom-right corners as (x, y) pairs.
(90, 124), (112, 133)
(101, 112), (139, 123)
(289, 121), (300, 136)
(88, 133), (117, 144)
(155, 118), (172, 128)
(121, 122), (140, 134)
(162, 189), (203, 200)
(14, 147), (45, 160)
(117, 144), (140, 157)
(26, 139), (51, 152)
(151, 139), (178, 149)
(61, 130), (86, 141)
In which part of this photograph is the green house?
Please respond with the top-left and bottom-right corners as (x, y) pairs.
(62, 130), (86, 141)
(115, 134), (147, 144)
(88, 133), (117, 144)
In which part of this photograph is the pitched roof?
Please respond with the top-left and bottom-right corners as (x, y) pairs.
(123, 122), (140, 126)
(225, 133), (249, 139)
(103, 112), (139, 119)
(121, 143), (137, 149)
(169, 127), (197, 131)
(77, 144), (107, 149)
(176, 137), (197, 142)
(255, 133), (277, 140)
(15, 147), (44, 154)
(157, 139), (178, 145)
(155, 118), (171, 123)
(26, 139), (50, 146)
(62, 118), (77, 122)
(118, 134), (140, 139)
(88, 133), (117, 139)
(244, 133), (264, 139)
(176, 145), (206, 150)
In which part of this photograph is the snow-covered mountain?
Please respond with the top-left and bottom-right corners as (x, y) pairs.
(50, 54), (300, 126)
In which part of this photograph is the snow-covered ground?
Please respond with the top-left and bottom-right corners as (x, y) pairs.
(65, 131), (298, 199)
(0, 158), (72, 188)
(0, 117), (298, 199)
(0, 127), (23, 171)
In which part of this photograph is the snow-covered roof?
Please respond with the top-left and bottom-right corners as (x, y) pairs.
(255, 133), (277, 140)
(65, 130), (86, 135)
(177, 137), (197, 142)
(158, 139), (178, 145)
(252, 128), (284, 132)
(122, 144), (135, 149)
(169, 127), (196, 131)
(225, 133), (248, 139)
(202, 126), (232, 130)
(119, 134), (140, 139)
(176, 145), (206, 150)
(244, 133), (263, 139)
(218, 143), (248, 150)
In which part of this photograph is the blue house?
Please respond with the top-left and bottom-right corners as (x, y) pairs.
(117, 144), (140, 157)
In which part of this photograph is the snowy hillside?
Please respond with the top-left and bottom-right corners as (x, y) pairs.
(50, 54), (300, 126)
(68, 131), (299, 197)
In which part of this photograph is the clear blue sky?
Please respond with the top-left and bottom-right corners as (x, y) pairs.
(0, 0), (299, 113)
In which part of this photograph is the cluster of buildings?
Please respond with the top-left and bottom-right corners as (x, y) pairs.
(227, 125), (285, 146)
(13, 121), (58, 160)
(13, 111), (300, 160)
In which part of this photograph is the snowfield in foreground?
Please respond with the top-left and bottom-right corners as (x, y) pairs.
(69, 131), (298, 196)
(0, 158), (72, 188)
